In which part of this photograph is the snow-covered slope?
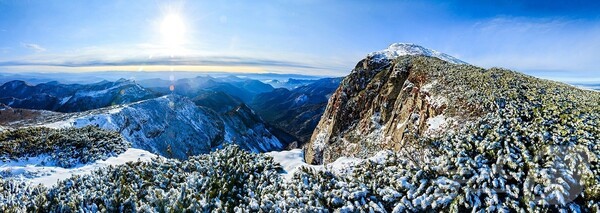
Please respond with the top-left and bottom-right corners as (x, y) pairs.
(367, 43), (467, 64)
(1, 148), (156, 187)
(42, 95), (284, 159)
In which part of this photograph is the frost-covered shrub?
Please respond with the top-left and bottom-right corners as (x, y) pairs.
(43, 145), (283, 212)
(1, 141), (600, 212)
(0, 126), (129, 167)
(0, 179), (47, 213)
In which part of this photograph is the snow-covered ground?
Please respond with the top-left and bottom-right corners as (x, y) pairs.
(267, 149), (384, 181)
(266, 149), (314, 180)
(427, 114), (447, 131)
(0, 148), (156, 187)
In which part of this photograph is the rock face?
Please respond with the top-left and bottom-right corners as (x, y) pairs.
(305, 43), (474, 164)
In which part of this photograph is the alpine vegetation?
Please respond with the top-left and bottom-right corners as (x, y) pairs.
(0, 126), (129, 168)
(0, 143), (599, 212)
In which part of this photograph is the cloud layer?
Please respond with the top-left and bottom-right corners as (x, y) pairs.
(21, 43), (46, 52)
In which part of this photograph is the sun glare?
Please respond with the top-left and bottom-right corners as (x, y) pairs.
(160, 13), (186, 47)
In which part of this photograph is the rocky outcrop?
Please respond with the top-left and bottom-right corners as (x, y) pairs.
(305, 44), (473, 164)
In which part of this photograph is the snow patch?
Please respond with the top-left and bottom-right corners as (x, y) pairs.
(426, 95), (448, 109)
(421, 80), (438, 92)
(107, 106), (124, 114)
(427, 114), (447, 132)
(325, 157), (363, 176)
(268, 149), (390, 180)
(294, 94), (308, 104)
(1, 148), (157, 187)
(266, 149), (321, 181)
(59, 96), (72, 105)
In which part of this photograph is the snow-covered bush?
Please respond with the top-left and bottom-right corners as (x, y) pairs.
(0, 140), (599, 212)
(0, 179), (46, 212)
(0, 126), (130, 167)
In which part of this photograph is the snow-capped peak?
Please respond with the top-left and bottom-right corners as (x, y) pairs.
(368, 43), (467, 64)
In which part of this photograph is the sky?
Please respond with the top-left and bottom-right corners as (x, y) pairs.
(0, 0), (599, 82)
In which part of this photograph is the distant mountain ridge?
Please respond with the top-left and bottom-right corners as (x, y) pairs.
(0, 79), (158, 112)
(138, 75), (274, 102)
(250, 77), (342, 146)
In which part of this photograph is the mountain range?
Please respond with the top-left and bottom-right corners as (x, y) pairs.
(0, 79), (158, 112)
(0, 75), (335, 158)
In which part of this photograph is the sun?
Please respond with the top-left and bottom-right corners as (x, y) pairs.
(160, 13), (186, 47)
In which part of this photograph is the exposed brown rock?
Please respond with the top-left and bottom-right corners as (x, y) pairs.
(305, 56), (469, 164)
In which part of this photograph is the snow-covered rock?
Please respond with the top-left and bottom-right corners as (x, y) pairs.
(368, 43), (467, 64)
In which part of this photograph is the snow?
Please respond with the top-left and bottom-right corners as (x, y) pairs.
(59, 96), (72, 105)
(0, 148), (157, 187)
(42, 118), (76, 129)
(267, 149), (379, 180)
(426, 95), (448, 109)
(325, 157), (363, 176)
(368, 150), (394, 164)
(266, 149), (319, 181)
(73, 83), (126, 98)
(427, 114), (447, 132)
(107, 106), (123, 114)
(421, 80), (437, 92)
(312, 119), (332, 152)
(368, 43), (467, 65)
(294, 94), (308, 104)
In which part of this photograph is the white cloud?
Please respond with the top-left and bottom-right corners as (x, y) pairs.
(22, 43), (46, 52)
(0, 43), (348, 76)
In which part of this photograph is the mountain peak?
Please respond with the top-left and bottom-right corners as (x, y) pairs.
(367, 43), (467, 64)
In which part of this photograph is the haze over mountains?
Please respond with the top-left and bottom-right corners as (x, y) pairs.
(1, 43), (599, 212)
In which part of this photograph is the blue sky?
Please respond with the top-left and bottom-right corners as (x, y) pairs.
(0, 0), (599, 81)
